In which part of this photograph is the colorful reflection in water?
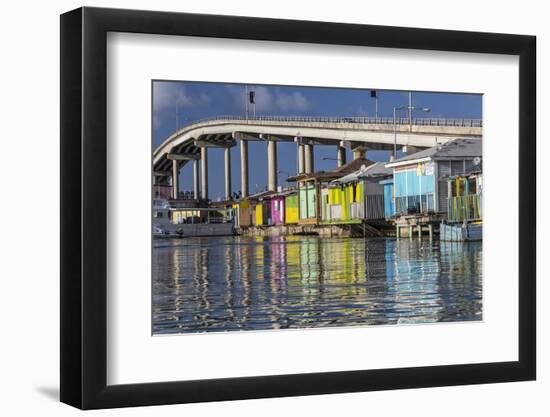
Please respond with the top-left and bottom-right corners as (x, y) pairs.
(152, 236), (482, 334)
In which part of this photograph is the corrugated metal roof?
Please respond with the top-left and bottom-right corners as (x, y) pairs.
(245, 190), (277, 200)
(386, 138), (482, 167)
(287, 158), (375, 182)
(332, 162), (393, 184)
(271, 189), (298, 198)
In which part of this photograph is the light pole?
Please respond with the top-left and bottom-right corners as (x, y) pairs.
(393, 105), (430, 159)
(250, 90), (256, 118)
(244, 85), (249, 120)
(245, 87), (256, 119)
(370, 90), (378, 119)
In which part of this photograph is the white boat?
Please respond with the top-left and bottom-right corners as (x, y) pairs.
(153, 198), (234, 238)
(153, 199), (182, 238)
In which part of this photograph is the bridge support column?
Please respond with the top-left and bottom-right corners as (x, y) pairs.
(240, 140), (249, 197)
(304, 144), (314, 174)
(193, 159), (199, 200)
(171, 160), (179, 200)
(337, 146), (346, 167)
(297, 143), (305, 174)
(201, 147), (208, 200)
(267, 140), (278, 191)
(224, 147), (232, 200)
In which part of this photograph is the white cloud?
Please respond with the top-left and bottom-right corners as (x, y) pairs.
(152, 83), (211, 129)
(153, 83), (211, 110)
(274, 91), (310, 111)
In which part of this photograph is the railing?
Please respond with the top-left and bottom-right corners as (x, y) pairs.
(447, 194), (482, 223)
(395, 194), (436, 215)
(182, 115), (483, 128)
(171, 191), (197, 201)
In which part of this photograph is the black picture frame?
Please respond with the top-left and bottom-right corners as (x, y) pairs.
(60, 6), (536, 410)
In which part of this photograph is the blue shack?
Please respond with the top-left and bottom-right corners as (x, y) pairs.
(379, 178), (395, 219)
(385, 138), (482, 217)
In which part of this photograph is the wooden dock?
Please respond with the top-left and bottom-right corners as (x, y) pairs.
(394, 213), (443, 239)
(237, 221), (386, 238)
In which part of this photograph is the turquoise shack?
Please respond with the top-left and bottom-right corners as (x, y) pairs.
(385, 138), (482, 217)
(379, 178), (395, 219)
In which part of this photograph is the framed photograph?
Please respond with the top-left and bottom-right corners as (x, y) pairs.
(60, 7), (536, 409)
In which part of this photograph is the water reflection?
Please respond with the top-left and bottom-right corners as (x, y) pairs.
(153, 236), (482, 334)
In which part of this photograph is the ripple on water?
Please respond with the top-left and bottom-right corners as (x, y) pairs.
(152, 236), (482, 334)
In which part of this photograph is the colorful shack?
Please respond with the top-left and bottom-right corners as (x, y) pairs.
(287, 158), (375, 225)
(380, 178), (395, 219)
(245, 191), (275, 226)
(269, 190), (298, 225)
(284, 191), (299, 224)
(235, 190), (298, 228)
(329, 162), (393, 222)
(233, 199), (253, 227)
(446, 164), (483, 223)
(440, 164), (483, 242)
(385, 138), (482, 217)
(270, 194), (285, 225)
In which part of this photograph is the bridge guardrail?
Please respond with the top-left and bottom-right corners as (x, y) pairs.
(185, 115), (483, 128)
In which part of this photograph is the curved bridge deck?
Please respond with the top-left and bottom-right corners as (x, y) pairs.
(153, 116), (482, 199)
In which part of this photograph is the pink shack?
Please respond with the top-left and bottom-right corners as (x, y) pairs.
(270, 190), (295, 225)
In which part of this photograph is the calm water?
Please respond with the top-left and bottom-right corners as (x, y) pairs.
(152, 236), (482, 334)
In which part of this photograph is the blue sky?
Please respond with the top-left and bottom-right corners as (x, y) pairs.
(153, 81), (482, 201)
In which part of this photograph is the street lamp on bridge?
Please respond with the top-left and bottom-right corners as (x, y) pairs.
(393, 104), (430, 160)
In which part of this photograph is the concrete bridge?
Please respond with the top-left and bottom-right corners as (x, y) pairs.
(153, 115), (482, 200)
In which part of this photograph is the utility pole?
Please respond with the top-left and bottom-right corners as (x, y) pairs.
(393, 106), (400, 160)
(244, 85), (249, 120)
(249, 90), (256, 118)
(371, 90), (378, 119)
